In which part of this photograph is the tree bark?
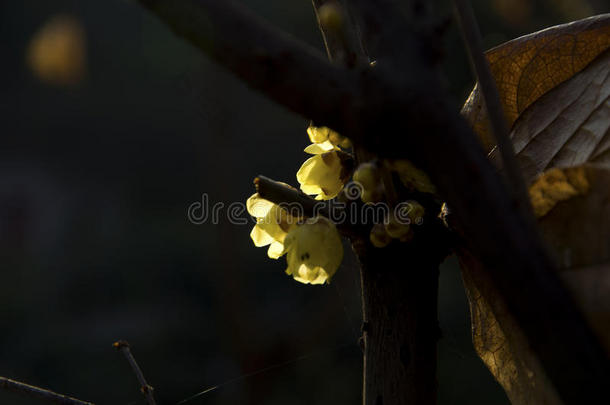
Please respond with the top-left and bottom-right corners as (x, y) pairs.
(354, 218), (449, 405)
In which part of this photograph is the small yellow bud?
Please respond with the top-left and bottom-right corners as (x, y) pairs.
(385, 215), (410, 239)
(353, 162), (380, 191)
(339, 137), (352, 149)
(370, 224), (391, 248)
(361, 189), (384, 204)
(307, 125), (330, 144)
(405, 200), (425, 223)
(318, 3), (343, 31)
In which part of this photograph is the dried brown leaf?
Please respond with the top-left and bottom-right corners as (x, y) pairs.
(458, 14), (610, 404)
(536, 164), (610, 352)
(460, 249), (561, 405)
(528, 166), (590, 217)
(461, 14), (610, 152)
(461, 165), (610, 405)
(493, 50), (610, 182)
(537, 165), (610, 272)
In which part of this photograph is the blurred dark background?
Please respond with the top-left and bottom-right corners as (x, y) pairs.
(0, 0), (605, 404)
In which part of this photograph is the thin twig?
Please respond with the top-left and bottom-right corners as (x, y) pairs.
(113, 340), (157, 405)
(0, 376), (94, 405)
(346, 0), (419, 68)
(452, 0), (533, 219)
(311, 0), (365, 67)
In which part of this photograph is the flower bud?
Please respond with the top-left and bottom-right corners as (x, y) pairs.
(307, 125), (330, 144)
(318, 3), (343, 31)
(387, 159), (436, 194)
(385, 214), (410, 239)
(370, 223), (391, 248)
(353, 162), (380, 191)
(361, 189), (384, 204)
(405, 200), (425, 223)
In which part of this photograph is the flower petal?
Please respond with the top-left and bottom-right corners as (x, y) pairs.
(250, 224), (274, 247)
(296, 156), (317, 183)
(304, 141), (335, 155)
(297, 153), (344, 200)
(258, 205), (291, 243)
(307, 126), (330, 143)
(284, 216), (343, 284)
(300, 184), (324, 195)
(246, 193), (274, 218)
(267, 241), (286, 259)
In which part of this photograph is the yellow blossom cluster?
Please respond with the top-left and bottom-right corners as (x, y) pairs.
(247, 125), (350, 285)
(247, 124), (436, 285)
(351, 162), (427, 247)
(369, 201), (425, 248)
(247, 193), (343, 284)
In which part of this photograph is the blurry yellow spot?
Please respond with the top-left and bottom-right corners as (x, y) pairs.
(529, 167), (589, 218)
(318, 3), (343, 31)
(492, 0), (532, 27)
(26, 14), (86, 86)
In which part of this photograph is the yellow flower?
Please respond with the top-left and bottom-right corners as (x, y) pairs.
(284, 216), (343, 285)
(304, 125), (351, 154)
(247, 193), (298, 259)
(297, 151), (351, 200)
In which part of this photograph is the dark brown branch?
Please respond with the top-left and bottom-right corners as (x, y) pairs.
(138, 0), (357, 135)
(0, 376), (94, 405)
(254, 175), (322, 218)
(356, 231), (445, 405)
(452, 0), (533, 220)
(113, 340), (157, 405)
(134, 2), (610, 402)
